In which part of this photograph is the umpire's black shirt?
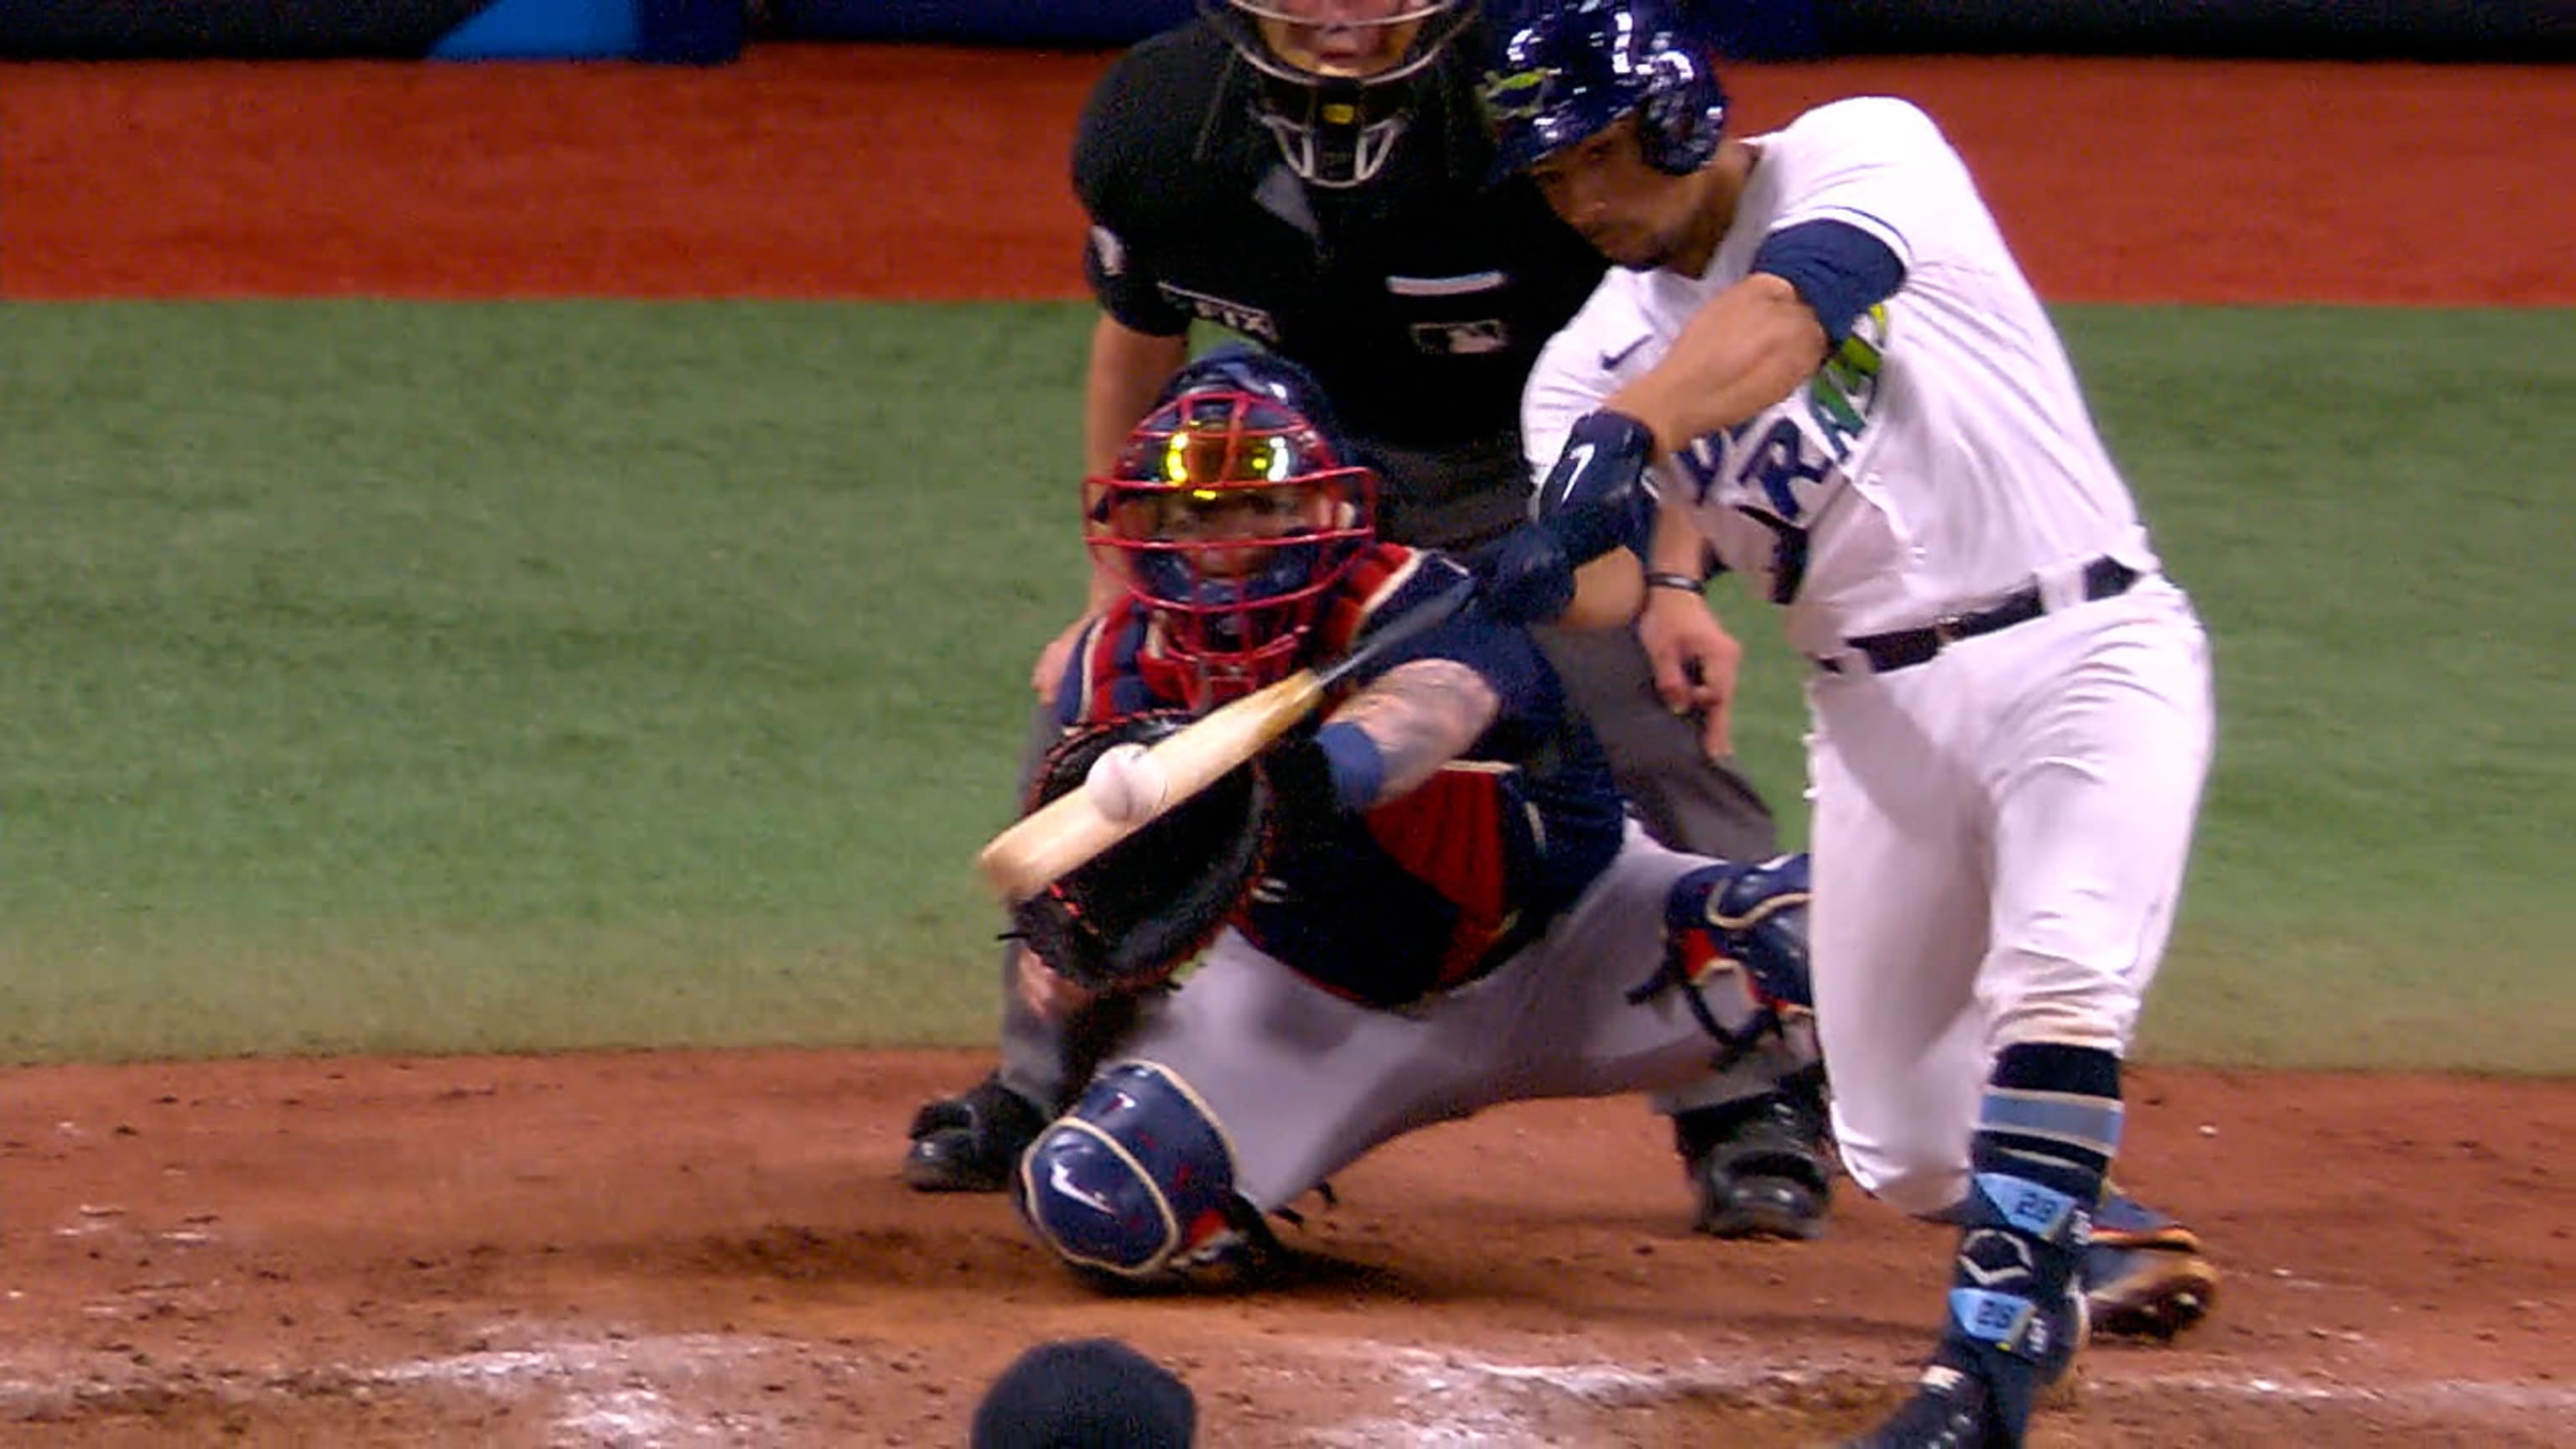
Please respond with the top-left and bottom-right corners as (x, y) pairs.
(1073, 22), (1609, 550)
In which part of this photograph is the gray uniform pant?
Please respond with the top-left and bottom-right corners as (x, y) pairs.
(1109, 824), (1815, 1211)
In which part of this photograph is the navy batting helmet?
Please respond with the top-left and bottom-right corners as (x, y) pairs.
(1204, 1), (1478, 188)
(1478, 0), (1727, 180)
(1093, 346), (1376, 705)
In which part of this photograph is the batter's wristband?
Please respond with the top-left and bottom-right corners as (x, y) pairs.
(1645, 570), (1707, 594)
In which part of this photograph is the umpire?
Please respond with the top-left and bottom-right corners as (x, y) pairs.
(903, 0), (1782, 1192)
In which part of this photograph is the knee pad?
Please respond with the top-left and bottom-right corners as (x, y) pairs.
(1642, 854), (1815, 1066)
(1014, 1061), (1250, 1284)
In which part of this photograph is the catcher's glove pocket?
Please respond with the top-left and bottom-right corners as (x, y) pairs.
(1009, 712), (1273, 993)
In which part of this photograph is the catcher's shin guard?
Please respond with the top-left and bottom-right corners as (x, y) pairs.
(2084, 1187), (2218, 1341)
(1015, 1061), (1272, 1290)
(1675, 1064), (1833, 1240)
(901, 1072), (1045, 1194)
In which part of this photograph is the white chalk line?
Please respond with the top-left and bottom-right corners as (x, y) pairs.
(2, 1328), (2568, 1447)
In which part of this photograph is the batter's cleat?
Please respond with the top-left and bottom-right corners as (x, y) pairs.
(2084, 1188), (2219, 1341)
(901, 1072), (1046, 1194)
(1840, 1362), (1992, 1449)
(1675, 1070), (1834, 1240)
(1846, 1287), (2087, 1448)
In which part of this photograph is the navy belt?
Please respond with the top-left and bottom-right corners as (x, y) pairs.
(1818, 558), (2142, 675)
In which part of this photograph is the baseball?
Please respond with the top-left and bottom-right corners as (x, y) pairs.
(1085, 741), (1168, 823)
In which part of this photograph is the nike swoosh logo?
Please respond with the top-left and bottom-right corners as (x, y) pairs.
(1049, 1159), (1116, 1216)
(1600, 335), (1649, 370)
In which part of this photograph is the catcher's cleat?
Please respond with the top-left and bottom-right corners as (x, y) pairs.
(1676, 1068), (1834, 1240)
(2084, 1189), (2218, 1340)
(901, 1073), (1046, 1194)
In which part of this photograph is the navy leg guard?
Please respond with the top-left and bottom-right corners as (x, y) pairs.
(1014, 1061), (1264, 1287)
(1933, 1044), (2122, 1446)
(1636, 853), (1815, 1067)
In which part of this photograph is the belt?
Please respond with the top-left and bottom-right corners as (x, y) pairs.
(1815, 557), (2142, 676)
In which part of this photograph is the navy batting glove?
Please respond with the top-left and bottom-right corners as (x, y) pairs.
(1469, 522), (1577, 626)
(1533, 408), (1658, 562)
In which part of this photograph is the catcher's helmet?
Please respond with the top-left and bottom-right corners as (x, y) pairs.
(1093, 346), (1375, 708)
(1204, 0), (1478, 188)
(1478, 0), (1727, 180)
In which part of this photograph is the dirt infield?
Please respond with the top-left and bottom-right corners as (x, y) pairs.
(3, 44), (2570, 1447)
(5, 1052), (2571, 1445)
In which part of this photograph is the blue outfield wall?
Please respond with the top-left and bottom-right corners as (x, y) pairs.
(768, 0), (2561, 60)
(771, 0), (1194, 48)
(1819, 0), (2570, 60)
(0, 2), (2560, 67)
(767, 0), (1822, 56)
(0, 0), (742, 60)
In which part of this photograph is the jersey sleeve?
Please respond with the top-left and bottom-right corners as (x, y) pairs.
(1519, 281), (1652, 486)
(1762, 96), (1972, 283)
(1071, 48), (1193, 338)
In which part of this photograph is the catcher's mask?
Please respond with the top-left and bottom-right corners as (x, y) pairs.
(1093, 351), (1375, 709)
(1478, 0), (1727, 183)
(1205, 0), (1478, 188)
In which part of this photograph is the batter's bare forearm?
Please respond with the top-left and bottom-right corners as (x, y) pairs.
(1329, 660), (1500, 801)
(1611, 273), (1828, 458)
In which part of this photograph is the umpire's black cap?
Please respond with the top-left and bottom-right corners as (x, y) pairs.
(970, 1337), (1197, 1448)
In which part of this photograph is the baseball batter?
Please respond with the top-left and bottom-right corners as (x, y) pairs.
(1009, 348), (1830, 1285)
(1473, 3), (2220, 1445)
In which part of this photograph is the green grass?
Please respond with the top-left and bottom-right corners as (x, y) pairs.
(0, 301), (2567, 1070)
(2064, 307), (2573, 1070)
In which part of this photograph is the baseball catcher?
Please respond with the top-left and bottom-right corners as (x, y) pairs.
(1004, 345), (1826, 1291)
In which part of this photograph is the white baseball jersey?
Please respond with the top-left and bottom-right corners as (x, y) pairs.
(1523, 97), (2215, 1219)
(1524, 96), (2160, 660)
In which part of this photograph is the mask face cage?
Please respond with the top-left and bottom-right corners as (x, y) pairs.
(1093, 388), (1378, 708)
(1207, 0), (1476, 188)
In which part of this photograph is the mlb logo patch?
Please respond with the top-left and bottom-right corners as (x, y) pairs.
(1410, 319), (1509, 355)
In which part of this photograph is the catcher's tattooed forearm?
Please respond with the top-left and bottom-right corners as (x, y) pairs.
(1332, 659), (1501, 803)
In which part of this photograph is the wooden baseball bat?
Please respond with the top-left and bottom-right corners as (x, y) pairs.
(976, 576), (1473, 904)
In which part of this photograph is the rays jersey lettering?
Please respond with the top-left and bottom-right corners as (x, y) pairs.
(1672, 304), (1890, 602)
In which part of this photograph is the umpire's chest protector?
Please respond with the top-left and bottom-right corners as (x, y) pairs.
(1076, 26), (1607, 452)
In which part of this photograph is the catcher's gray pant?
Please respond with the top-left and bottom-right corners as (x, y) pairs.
(1102, 822), (1814, 1212)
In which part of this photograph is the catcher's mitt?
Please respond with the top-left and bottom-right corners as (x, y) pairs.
(1008, 711), (1270, 993)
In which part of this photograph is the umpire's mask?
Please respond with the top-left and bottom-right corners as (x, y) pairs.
(1205, 0), (1475, 188)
